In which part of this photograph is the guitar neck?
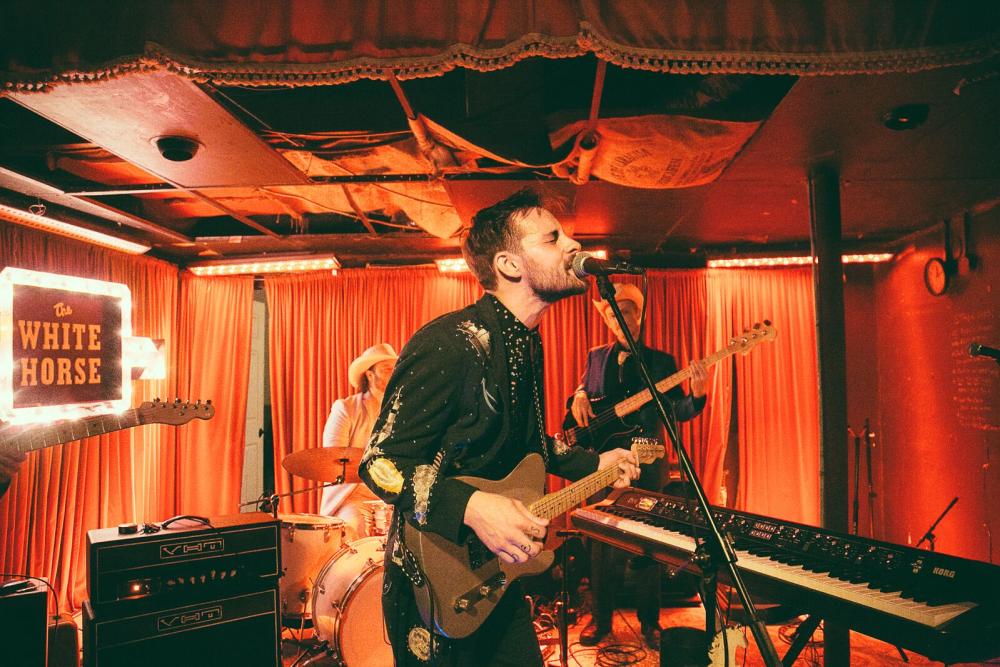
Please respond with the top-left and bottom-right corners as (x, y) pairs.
(529, 464), (620, 521)
(614, 344), (734, 419)
(1, 409), (143, 454)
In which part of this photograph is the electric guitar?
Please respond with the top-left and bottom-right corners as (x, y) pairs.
(0, 398), (215, 454)
(561, 321), (776, 450)
(403, 437), (664, 639)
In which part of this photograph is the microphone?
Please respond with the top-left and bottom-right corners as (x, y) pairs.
(969, 342), (1000, 360)
(571, 252), (645, 278)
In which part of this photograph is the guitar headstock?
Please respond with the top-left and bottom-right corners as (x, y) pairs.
(139, 398), (215, 426)
(729, 320), (777, 355)
(630, 437), (666, 464)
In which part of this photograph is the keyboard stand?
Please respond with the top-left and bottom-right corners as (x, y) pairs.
(782, 615), (822, 666)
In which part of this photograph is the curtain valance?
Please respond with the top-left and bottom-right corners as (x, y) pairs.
(3, 0), (997, 91)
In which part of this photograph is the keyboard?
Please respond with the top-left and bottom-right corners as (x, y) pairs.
(570, 488), (1000, 663)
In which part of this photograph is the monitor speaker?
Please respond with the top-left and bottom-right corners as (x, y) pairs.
(0, 579), (48, 667)
(83, 588), (279, 667)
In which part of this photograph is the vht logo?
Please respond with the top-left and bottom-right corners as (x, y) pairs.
(159, 538), (224, 559)
(156, 605), (222, 633)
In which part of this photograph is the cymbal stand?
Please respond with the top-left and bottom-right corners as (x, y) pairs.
(595, 274), (782, 667)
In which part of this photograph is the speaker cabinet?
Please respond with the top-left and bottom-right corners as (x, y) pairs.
(0, 579), (48, 667)
(83, 588), (279, 667)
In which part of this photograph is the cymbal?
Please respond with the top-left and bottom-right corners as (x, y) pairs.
(282, 447), (364, 484)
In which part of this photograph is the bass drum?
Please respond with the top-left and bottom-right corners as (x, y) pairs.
(311, 537), (391, 666)
(278, 513), (346, 621)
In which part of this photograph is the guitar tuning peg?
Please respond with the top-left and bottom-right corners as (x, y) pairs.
(174, 398), (180, 404)
(206, 399), (212, 405)
(154, 397), (160, 403)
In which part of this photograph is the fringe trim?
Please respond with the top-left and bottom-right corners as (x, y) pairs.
(4, 27), (997, 92)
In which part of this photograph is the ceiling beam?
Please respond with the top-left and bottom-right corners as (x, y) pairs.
(0, 165), (192, 243)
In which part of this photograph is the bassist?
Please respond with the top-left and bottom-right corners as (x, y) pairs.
(567, 282), (708, 648)
(358, 189), (640, 666)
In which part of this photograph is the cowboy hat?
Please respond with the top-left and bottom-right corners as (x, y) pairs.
(593, 283), (644, 319)
(348, 343), (398, 388)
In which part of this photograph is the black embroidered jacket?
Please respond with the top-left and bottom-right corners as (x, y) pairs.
(359, 295), (599, 545)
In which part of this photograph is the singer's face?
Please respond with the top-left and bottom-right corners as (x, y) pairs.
(603, 299), (642, 345)
(515, 209), (586, 302)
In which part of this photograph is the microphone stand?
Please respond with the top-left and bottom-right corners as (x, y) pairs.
(849, 426), (861, 536)
(239, 482), (339, 518)
(595, 275), (782, 667)
(915, 497), (959, 552)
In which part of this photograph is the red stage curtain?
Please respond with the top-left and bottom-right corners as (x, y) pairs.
(5, 1), (994, 89)
(0, 223), (178, 611)
(265, 268), (715, 514)
(264, 268), (481, 514)
(175, 275), (254, 515)
(706, 267), (820, 525)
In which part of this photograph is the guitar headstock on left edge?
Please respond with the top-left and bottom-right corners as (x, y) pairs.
(630, 437), (666, 464)
(138, 398), (215, 426)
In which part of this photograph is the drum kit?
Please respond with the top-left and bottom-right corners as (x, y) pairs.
(276, 447), (393, 666)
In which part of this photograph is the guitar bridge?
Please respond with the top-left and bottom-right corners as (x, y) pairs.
(453, 571), (507, 613)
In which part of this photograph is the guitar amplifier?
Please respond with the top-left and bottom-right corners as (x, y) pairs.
(82, 588), (280, 667)
(87, 512), (280, 615)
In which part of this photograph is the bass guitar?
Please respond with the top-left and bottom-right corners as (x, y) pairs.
(561, 321), (776, 450)
(403, 437), (664, 639)
(0, 398), (214, 454)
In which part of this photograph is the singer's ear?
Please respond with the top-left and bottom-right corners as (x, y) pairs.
(493, 251), (522, 282)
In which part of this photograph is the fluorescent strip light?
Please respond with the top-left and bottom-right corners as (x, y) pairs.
(188, 255), (340, 276)
(842, 253), (894, 264)
(0, 203), (151, 255)
(707, 253), (894, 268)
(435, 258), (469, 273)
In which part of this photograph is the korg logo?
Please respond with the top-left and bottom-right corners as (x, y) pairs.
(159, 538), (224, 559)
(156, 605), (222, 632)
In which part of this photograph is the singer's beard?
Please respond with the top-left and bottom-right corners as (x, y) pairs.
(523, 256), (587, 303)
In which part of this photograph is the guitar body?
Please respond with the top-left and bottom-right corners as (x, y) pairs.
(561, 396), (640, 451)
(403, 453), (554, 639)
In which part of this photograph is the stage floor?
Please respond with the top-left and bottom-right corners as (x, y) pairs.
(279, 603), (997, 666)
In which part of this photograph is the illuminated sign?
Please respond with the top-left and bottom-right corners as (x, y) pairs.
(0, 267), (132, 423)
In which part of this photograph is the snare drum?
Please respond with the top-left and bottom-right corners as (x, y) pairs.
(278, 513), (346, 620)
(312, 537), (391, 666)
(361, 499), (393, 537)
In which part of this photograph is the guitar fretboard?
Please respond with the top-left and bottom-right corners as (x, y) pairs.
(613, 343), (737, 418)
(1, 410), (142, 454)
(529, 464), (621, 520)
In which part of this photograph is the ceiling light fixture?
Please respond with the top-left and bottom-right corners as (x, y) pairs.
(187, 255), (340, 276)
(707, 253), (894, 268)
(435, 258), (469, 273)
(0, 203), (151, 255)
(881, 104), (929, 131)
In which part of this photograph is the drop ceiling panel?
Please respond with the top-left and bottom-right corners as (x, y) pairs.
(9, 71), (309, 189)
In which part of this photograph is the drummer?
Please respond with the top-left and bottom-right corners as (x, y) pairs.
(320, 343), (398, 539)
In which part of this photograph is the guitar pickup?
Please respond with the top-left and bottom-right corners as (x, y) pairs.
(453, 572), (506, 613)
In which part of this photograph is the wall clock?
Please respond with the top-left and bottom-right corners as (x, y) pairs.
(923, 257), (949, 296)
